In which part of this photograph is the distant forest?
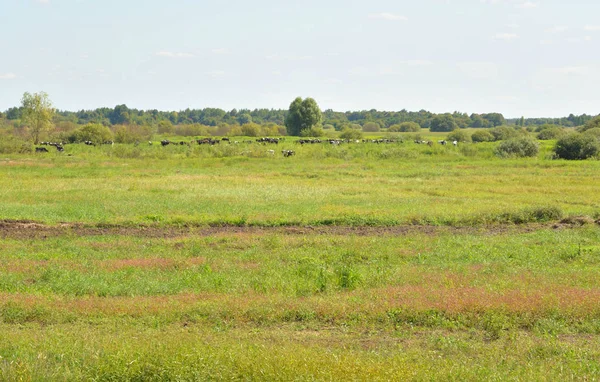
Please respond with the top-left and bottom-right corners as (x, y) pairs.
(1, 104), (596, 131)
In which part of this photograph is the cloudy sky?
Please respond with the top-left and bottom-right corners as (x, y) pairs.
(1, 0), (599, 117)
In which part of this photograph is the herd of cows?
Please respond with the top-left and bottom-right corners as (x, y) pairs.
(33, 137), (458, 156)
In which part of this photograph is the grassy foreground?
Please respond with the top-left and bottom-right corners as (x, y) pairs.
(1, 143), (600, 380)
(1, 226), (600, 380)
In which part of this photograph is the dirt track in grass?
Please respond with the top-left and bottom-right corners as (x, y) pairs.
(1, 219), (593, 239)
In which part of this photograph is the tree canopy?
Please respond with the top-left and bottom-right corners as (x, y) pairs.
(284, 97), (322, 136)
(21, 92), (55, 144)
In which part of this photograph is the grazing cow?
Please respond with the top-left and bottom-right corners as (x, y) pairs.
(438, 140), (447, 146)
(282, 150), (295, 157)
(453, 140), (458, 146)
(104, 140), (114, 146)
(427, 141), (433, 147)
(35, 147), (49, 153)
(148, 141), (153, 145)
(55, 145), (64, 152)
(84, 141), (95, 146)
(161, 140), (171, 146)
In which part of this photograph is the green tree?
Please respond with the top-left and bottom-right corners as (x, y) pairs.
(429, 114), (458, 132)
(21, 91), (55, 144)
(284, 97), (322, 136)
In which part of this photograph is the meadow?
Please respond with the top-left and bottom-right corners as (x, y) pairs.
(1, 135), (600, 380)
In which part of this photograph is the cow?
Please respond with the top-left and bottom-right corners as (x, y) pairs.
(282, 150), (295, 157)
(35, 147), (49, 153)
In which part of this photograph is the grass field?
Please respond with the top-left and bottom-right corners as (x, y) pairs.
(1, 139), (600, 380)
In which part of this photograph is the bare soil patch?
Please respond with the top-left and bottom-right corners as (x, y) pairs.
(0, 219), (592, 240)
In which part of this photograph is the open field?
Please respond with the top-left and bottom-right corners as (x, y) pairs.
(1, 140), (600, 380)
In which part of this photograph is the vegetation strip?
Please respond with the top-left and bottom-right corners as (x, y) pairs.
(1, 218), (596, 239)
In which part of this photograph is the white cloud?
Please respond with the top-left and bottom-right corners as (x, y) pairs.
(0, 73), (16, 80)
(36, 0), (50, 4)
(584, 25), (600, 31)
(368, 13), (408, 21)
(494, 33), (519, 40)
(155, 51), (195, 58)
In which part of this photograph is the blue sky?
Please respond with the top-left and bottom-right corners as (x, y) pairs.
(1, 0), (599, 117)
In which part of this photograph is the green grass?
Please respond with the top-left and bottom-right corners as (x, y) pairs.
(0, 140), (598, 226)
(1, 141), (600, 380)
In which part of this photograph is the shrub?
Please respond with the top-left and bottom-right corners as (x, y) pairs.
(446, 130), (471, 143)
(71, 123), (113, 144)
(495, 136), (539, 158)
(583, 128), (600, 139)
(537, 127), (566, 140)
(339, 128), (363, 140)
(579, 116), (600, 132)
(362, 122), (380, 132)
(300, 127), (325, 137)
(240, 123), (261, 137)
(113, 124), (153, 144)
(554, 133), (600, 160)
(389, 122), (420, 132)
(471, 130), (495, 143)
(490, 126), (520, 141)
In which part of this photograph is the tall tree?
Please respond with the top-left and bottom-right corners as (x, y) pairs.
(429, 114), (458, 132)
(285, 97), (322, 136)
(21, 91), (55, 144)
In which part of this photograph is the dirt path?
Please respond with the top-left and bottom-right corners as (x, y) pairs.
(0, 219), (585, 240)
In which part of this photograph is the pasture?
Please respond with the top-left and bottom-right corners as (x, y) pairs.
(1, 137), (600, 380)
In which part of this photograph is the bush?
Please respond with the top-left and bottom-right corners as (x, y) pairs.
(554, 133), (600, 160)
(388, 122), (420, 132)
(240, 123), (261, 137)
(495, 137), (539, 158)
(71, 123), (113, 144)
(0, 133), (32, 154)
(339, 128), (363, 140)
(579, 116), (600, 132)
(446, 130), (471, 143)
(471, 130), (495, 143)
(362, 122), (380, 132)
(537, 127), (566, 140)
(300, 127), (325, 137)
(490, 126), (520, 141)
(583, 128), (600, 139)
(113, 124), (153, 144)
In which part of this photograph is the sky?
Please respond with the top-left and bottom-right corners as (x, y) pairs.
(1, 0), (599, 118)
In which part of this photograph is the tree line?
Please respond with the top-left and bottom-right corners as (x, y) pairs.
(2, 102), (595, 131)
